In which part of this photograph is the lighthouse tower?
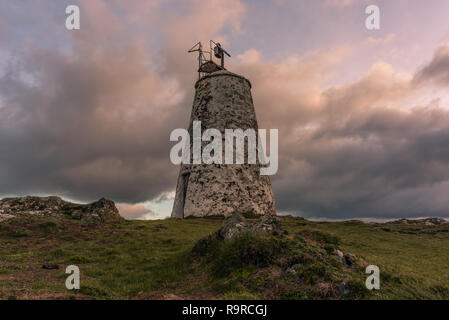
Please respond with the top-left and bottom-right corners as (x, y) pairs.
(171, 42), (275, 218)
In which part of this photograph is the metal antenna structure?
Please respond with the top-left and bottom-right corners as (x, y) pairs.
(188, 42), (209, 79)
(210, 40), (231, 69)
(188, 41), (231, 79)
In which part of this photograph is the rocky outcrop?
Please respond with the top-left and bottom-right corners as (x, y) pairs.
(218, 213), (249, 240)
(247, 215), (286, 235)
(386, 217), (448, 226)
(218, 213), (286, 240)
(63, 198), (122, 222)
(336, 250), (368, 268)
(0, 196), (122, 222)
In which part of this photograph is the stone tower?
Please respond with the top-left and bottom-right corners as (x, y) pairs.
(171, 69), (276, 218)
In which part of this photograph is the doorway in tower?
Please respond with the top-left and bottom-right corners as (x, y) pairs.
(180, 172), (190, 218)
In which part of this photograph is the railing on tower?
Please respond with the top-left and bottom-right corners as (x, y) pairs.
(188, 40), (231, 79)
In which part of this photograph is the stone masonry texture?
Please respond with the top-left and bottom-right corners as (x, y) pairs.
(171, 70), (276, 218)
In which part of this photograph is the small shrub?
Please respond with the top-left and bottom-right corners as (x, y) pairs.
(344, 278), (369, 299)
(67, 255), (91, 264)
(430, 284), (449, 298)
(162, 238), (175, 245)
(203, 215), (226, 220)
(323, 244), (336, 254)
(300, 263), (331, 284)
(39, 221), (58, 228)
(241, 212), (261, 219)
(221, 291), (260, 300)
(282, 290), (308, 300)
(301, 230), (340, 245)
(10, 231), (28, 238)
(0, 268), (10, 275)
(382, 271), (403, 284)
(79, 285), (109, 297)
(214, 234), (286, 277)
(192, 233), (221, 258)
(185, 215), (200, 219)
(49, 248), (67, 258)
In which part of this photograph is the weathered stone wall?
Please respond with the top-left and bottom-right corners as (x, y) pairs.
(171, 70), (276, 218)
(0, 196), (122, 222)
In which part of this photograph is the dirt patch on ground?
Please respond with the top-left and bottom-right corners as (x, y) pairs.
(134, 290), (217, 300)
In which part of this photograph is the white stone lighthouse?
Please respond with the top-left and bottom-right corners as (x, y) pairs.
(171, 42), (275, 218)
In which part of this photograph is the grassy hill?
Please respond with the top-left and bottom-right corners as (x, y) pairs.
(1, 215), (449, 300)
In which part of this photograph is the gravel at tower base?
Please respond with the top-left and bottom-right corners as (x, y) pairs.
(171, 70), (276, 218)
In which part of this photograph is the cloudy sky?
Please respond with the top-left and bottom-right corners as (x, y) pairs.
(1, 0), (449, 220)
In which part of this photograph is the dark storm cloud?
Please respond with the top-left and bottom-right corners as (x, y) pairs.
(414, 44), (449, 86)
(0, 45), (183, 202)
(0, 1), (189, 203)
(236, 51), (449, 218)
(0, 0), (244, 206)
(2, 0), (449, 219)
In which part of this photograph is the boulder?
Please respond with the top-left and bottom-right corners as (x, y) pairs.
(285, 263), (302, 279)
(338, 281), (349, 297)
(335, 249), (344, 259)
(218, 213), (285, 240)
(218, 213), (249, 240)
(337, 251), (368, 268)
(68, 198), (122, 222)
(248, 214), (286, 236)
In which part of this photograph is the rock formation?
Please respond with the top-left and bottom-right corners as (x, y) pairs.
(0, 196), (122, 222)
(385, 217), (448, 225)
(171, 70), (276, 218)
(217, 213), (286, 240)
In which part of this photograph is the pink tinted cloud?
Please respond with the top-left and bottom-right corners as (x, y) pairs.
(2, 1), (449, 219)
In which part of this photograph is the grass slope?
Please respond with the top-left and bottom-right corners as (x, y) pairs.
(0, 216), (448, 300)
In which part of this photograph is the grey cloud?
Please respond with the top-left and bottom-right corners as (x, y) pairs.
(2, 1), (449, 220)
(234, 49), (449, 218)
(0, 0), (243, 205)
(414, 44), (449, 86)
(0, 10), (189, 203)
(273, 86), (449, 218)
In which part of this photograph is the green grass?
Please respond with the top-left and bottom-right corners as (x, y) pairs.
(0, 215), (448, 299)
(282, 219), (449, 299)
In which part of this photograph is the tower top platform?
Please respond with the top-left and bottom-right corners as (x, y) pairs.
(195, 70), (252, 89)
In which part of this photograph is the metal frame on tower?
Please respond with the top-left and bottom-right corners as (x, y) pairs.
(188, 42), (209, 79)
(209, 40), (231, 69)
(188, 41), (231, 79)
